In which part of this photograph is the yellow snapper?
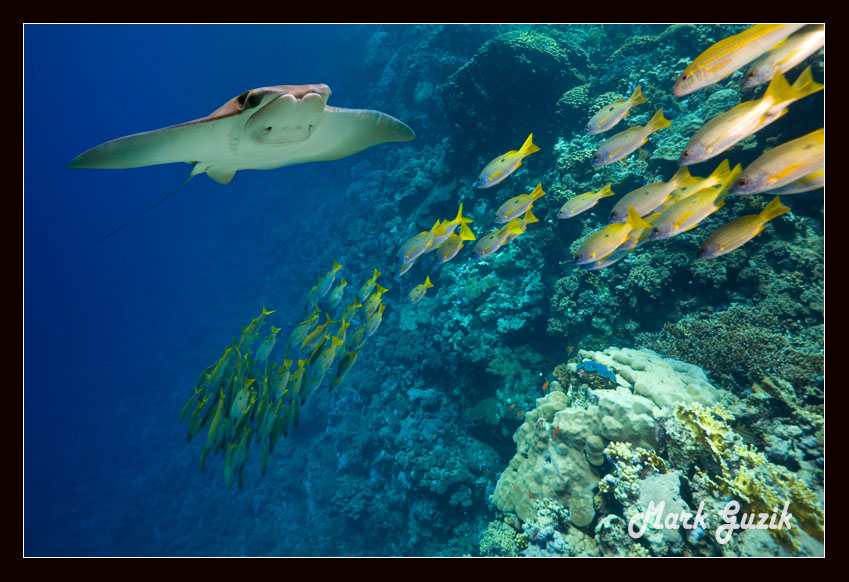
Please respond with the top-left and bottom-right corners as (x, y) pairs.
(698, 195), (790, 259)
(673, 24), (806, 96)
(300, 313), (338, 353)
(473, 220), (526, 260)
(408, 276), (434, 304)
(310, 336), (346, 379)
(650, 164), (742, 240)
(272, 359), (294, 400)
(424, 204), (474, 251)
(238, 306), (275, 349)
(330, 349), (360, 392)
(340, 297), (362, 325)
(665, 159), (733, 206)
(585, 86), (648, 135)
(366, 303), (386, 338)
(558, 184), (615, 219)
(504, 208), (539, 244)
(328, 277), (347, 308)
(396, 221), (448, 266)
(254, 325), (281, 362)
(618, 211), (664, 252)
(495, 183), (546, 223)
(286, 360), (307, 401)
(729, 128), (824, 195)
(317, 261), (342, 298)
(357, 269), (381, 302)
(574, 206), (652, 265)
(609, 167), (699, 223)
(580, 247), (633, 271)
(346, 324), (367, 352)
(394, 257), (417, 278)
(768, 166), (824, 195)
(679, 67), (823, 166)
(742, 24), (825, 89)
(363, 284), (388, 318)
(436, 223), (476, 264)
(286, 307), (320, 354)
(591, 108), (671, 166)
(474, 133), (540, 188)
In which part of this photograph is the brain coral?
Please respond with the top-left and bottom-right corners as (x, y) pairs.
(493, 347), (724, 528)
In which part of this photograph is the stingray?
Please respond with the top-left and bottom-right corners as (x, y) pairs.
(69, 84), (415, 241)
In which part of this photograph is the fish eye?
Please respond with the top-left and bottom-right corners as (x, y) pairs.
(593, 154), (599, 160)
(680, 73), (688, 81)
(246, 93), (262, 109)
(682, 151), (690, 158)
(608, 107), (614, 111)
(747, 71), (755, 78)
(737, 179), (748, 187)
(585, 125), (590, 130)
(652, 227), (660, 233)
(500, 158), (506, 163)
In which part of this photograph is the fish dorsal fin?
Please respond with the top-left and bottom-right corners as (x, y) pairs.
(207, 167), (237, 185)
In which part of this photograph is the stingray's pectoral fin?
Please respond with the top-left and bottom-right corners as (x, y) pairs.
(69, 121), (214, 170)
(308, 106), (415, 162)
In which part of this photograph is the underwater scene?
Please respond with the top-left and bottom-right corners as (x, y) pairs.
(24, 24), (824, 557)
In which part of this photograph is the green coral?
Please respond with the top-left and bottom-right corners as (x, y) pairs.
(479, 520), (520, 556)
(669, 402), (824, 551)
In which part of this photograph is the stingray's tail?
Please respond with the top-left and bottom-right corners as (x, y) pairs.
(93, 173), (196, 245)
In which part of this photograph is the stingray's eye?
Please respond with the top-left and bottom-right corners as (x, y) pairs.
(236, 91), (250, 108)
(245, 92), (262, 109)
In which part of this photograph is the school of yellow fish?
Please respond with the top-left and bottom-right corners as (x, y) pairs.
(390, 23), (823, 295)
(184, 24), (824, 485)
(181, 261), (388, 488)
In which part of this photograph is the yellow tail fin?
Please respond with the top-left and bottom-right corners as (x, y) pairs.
(629, 85), (647, 106)
(424, 276), (433, 289)
(646, 108), (672, 132)
(707, 159), (732, 183)
(523, 208), (539, 225)
(626, 206), (652, 230)
(530, 183), (546, 201)
(760, 196), (791, 222)
(598, 183), (616, 198)
(789, 66), (824, 99)
(459, 222), (476, 241)
(520, 133), (540, 156)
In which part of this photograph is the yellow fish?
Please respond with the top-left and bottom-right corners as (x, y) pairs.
(475, 133), (540, 188)
(742, 24), (825, 89)
(665, 160), (733, 206)
(558, 184), (615, 219)
(346, 324), (367, 352)
(679, 67), (823, 165)
(768, 166), (824, 195)
(574, 206), (652, 265)
(730, 128), (824, 195)
(699, 196), (790, 259)
(436, 223), (476, 264)
(340, 298), (362, 325)
(363, 284), (388, 318)
(609, 168), (700, 223)
(504, 208), (539, 245)
(579, 247), (633, 271)
(300, 313), (338, 353)
(396, 220), (448, 266)
(366, 303), (386, 338)
(357, 269), (381, 302)
(425, 203), (474, 250)
(495, 183), (546, 223)
(673, 24), (806, 96)
(473, 219), (526, 260)
(328, 277), (347, 308)
(317, 261), (342, 298)
(254, 325), (281, 362)
(286, 307), (320, 355)
(330, 349), (360, 392)
(408, 276), (434, 304)
(592, 109), (671, 166)
(650, 164), (742, 240)
(585, 86), (648, 135)
(394, 257), (417, 278)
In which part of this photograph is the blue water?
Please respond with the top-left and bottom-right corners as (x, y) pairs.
(24, 24), (824, 556)
(25, 24), (389, 556)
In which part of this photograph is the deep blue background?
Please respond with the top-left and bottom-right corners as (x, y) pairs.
(24, 24), (392, 556)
